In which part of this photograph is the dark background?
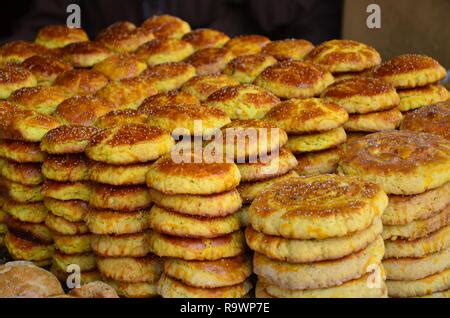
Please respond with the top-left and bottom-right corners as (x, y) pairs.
(0, 0), (343, 44)
(0, 0), (449, 71)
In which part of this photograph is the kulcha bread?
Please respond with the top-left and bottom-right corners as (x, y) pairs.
(0, 102), (61, 142)
(382, 182), (450, 226)
(254, 61), (334, 98)
(85, 124), (174, 165)
(146, 103), (231, 137)
(205, 84), (280, 120)
(181, 74), (239, 101)
(148, 188), (242, 218)
(146, 154), (241, 195)
(41, 125), (99, 154)
(305, 39), (381, 73)
(86, 208), (151, 235)
(96, 256), (162, 287)
(286, 127), (347, 154)
(343, 108), (403, 132)
(237, 148), (297, 182)
(370, 54), (446, 88)
(8, 85), (72, 115)
(20, 55), (73, 86)
(263, 98), (348, 133)
(0, 65), (37, 99)
(400, 101), (450, 140)
(134, 38), (194, 66)
(54, 69), (109, 96)
(248, 174), (387, 239)
(89, 183), (152, 212)
(158, 274), (252, 298)
(223, 54), (278, 84)
(321, 77), (400, 114)
(397, 84), (448, 112)
(96, 21), (154, 53)
(141, 62), (196, 92)
(338, 131), (450, 195)
(295, 147), (343, 176)
(93, 53), (147, 81)
(149, 231), (246, 261)
(54, 95), (115, 126)
(42, 154), (90, 182)
(94, 109), (147, 129)
(253, 237), (384, 290)
(35, 25), (89, 49)
(208, 119), (288, 162)
(137, 91), (200, 115)
(141, 15), (191, 39)
(182, 28), (230, 50)
(259, 272), (387, 298)
(246, 219), (383, 263)
(58, 41), (113, 68)
(95, 76), (157, 110)
(223, 35), (270, 57)
(261, 39), (314, 61)
(185, 47), (234, 75)
(0, 262), (64, 298)
(0, 41), (48, 65)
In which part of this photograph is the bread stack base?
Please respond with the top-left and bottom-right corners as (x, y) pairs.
(1, 141), (53, 267)
(338, 130), (450, 298)
(85, 124), (173, 298)
(370, 54), (448, 113)
(383, 185), (450, 298)
(209, 120), (296, 225)
(262, 98), (348, 176)
(40, 126), (100, 286)
(147, 155), (252, 298)
(247, 175), (388, 298)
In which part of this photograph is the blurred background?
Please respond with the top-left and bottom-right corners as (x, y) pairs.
(0, 0), (449, 71)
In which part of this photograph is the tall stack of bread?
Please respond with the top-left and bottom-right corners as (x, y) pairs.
(248, 174), (388, 298)
(263, 98), (348, 178)
(400, 101), (450, 141)
(339, 131), (450, 298)
(142, 102), (251, 298)
(203, 83), (298, 225)
(370, 54), (448, 114)
(40, 125), (100, 285)
(0, 101), (60, 267)
(0, 25), (90, 266)
(146, 154), (252, 298)
(85, 124), (174, 298)
(253, 50), (349, 177)
(215, 120), (298, 228)
(305, 40), (392, 156)
(305, 40), (382, 82)
(1, 11), (450, 299)
(322, 77), (402, 138)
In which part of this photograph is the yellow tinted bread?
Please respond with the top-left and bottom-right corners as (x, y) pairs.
(305, 39), (381, 73)
(85, 124), (174, 165)
(223, 54), (277, 84)
(254, 61), (334, 99)
(249, 174), (387, 239)
(338, 131), (450, 195)
(370, 54), (447, 89)
(263, 98), (348, 133)
(321, 77), (400, 114)
(205, 84), (280, 120)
